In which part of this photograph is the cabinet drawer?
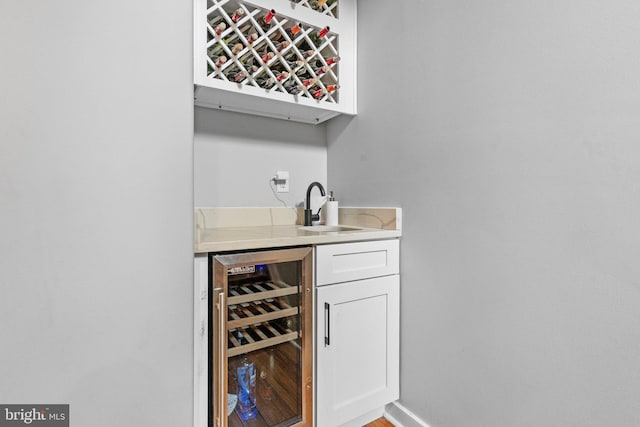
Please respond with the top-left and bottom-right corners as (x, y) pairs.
(315, 239), (399, 286)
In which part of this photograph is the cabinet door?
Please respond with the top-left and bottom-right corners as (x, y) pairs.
(316, 275), (399, 427)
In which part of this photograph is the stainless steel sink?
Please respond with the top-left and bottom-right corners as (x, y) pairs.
(298, 225), (363, 233)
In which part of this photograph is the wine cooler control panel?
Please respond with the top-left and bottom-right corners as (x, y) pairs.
(194, 0), (357, 124)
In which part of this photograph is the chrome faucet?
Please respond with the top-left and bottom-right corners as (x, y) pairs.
(304, 181), (326, 226)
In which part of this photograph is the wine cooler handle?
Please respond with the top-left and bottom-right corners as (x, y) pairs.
(324, 302), (330, 346)
(218, 291), (226, 427)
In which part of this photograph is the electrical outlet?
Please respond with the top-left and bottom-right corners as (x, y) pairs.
(276, 181), (289, 193)
(275, 171), (289, 193)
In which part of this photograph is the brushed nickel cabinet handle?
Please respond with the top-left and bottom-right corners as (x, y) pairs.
(324, 302), (330, 346)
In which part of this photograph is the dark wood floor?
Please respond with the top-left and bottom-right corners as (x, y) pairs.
(364, 418), (394, 427)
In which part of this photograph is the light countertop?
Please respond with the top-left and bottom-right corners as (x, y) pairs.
(194, 207), (401, 253)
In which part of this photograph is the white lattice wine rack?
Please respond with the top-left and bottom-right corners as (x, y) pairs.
(194, 0), (356, 124)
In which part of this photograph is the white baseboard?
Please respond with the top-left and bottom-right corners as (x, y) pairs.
(339, 407), (385, 427)
(384, 401), (431, 427)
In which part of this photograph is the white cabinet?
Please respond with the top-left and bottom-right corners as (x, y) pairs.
(194, 0), (357, 124)
(315, 240), (400, 427)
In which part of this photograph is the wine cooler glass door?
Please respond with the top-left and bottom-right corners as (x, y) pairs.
(212, 247), (313, 427)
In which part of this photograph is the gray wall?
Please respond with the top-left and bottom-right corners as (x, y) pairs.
(0, 2), (193, 427)
(328, 1), (640, 426)
(194, 108), (327, 207)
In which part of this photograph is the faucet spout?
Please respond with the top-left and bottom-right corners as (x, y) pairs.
(304, 181), (326, 226)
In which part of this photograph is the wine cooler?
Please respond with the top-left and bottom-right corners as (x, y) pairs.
(209, 247), (313, 427)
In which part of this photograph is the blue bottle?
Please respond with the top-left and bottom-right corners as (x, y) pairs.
(236, 355), (257, 420)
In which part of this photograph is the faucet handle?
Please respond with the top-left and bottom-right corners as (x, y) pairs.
(304, 208), (322, 226)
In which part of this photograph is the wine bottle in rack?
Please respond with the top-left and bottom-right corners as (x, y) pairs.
(286, 58), (305, 71)
(274, 40), (290, 52)
(283, 79), (302, 95)
(255, 76), (276, 89)
(261, 51), (275, 64)
(300, 49), (315, 60)
(240, 54), (258, 74)
(207, 44), (224, 59)
(299, 77), (317, 87)
(311, 26), (330, 46)
(282, 50), (297, 62)
(230, 7), (244, 23)
(208, 14), (225, 28)
(285, 22), (303, 40)
(325, 55), (340, 66)
(230, 43), (244, 56)
(213, 55), (228, 68)
(314, 64), (328, 75)
(213, 22), (227, 36)
(259, 9), (276, 33)
(275, 71), (290, 82)
(312, 86), (325, 99)
(313, 84), (338, 99)
(295, 64), (310, 76)
(245, 32), (259, 45)
(309, 0), (328, 10)
(222, 22), (252, 46)
(269, 30), (283, 43)
(227, 69), (249, 83)
(294, 34), (313, 53)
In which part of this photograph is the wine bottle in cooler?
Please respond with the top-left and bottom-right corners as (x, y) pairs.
(236, 355), (257, 420)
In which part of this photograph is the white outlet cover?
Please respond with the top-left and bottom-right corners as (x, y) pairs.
(276, 180), (289, 193)
(275, 171), (289, 193)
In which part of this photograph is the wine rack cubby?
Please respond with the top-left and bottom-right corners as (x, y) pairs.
(194, 0), (356, 124)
